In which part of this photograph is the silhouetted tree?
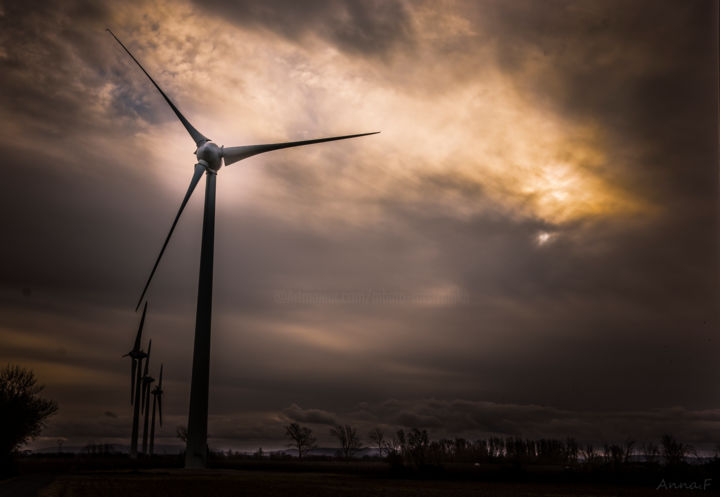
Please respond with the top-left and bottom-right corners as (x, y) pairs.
(330, 424), (361, 459)
(526, 439), (537, 461)
(285, 423), (316, 459)
(393, 429), (407, 457)
(368, 427), (386, 456)
(383, 429), (407, 468)
(505, 437), (530, 463)
(0, 365), (57, 469)
(641, 441), (660, 464)
(564, 437), (579, 464)
(83, 443), (117, 456)
(661, 434), (691, 466)
(407, 428), (429, 468)
(623, 438), (635, 464)
(474, 438), (489, 462)
(535, 438), (564, 464)
(453, 438), (470, 462)
(437, 438), (454, 460)
(581, 444), (596, 464)
(607, 443), (624, 466)
(427, 440), (449, 466)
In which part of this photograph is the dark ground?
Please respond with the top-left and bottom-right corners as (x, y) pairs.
(1, 456), (718, 497)
(1, 469), (715, 497)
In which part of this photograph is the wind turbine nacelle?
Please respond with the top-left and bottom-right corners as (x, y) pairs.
(195, 142), (222, 171)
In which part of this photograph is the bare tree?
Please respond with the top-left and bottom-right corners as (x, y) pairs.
(395, 429), (406, 455)
(330, 424), (362, 459)
(602, 442), (612, 463)
(564, 437), (579, 464)
(0, 365), (57, 467)
(661, 434), (692, 466)
(383, 429), (406, 468)
(368, 427), (385, 456)
(407, 428), (429, 468)
(581, 444), (596, 464)
(607, 444), (624, 466)
(623, 438), (635, 464)
(285, 423), (316, 459)
(641, 441), (660, 464)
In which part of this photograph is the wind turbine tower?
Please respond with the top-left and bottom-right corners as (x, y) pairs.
(141, 340), (154, 455)
(149, 364), (164, 455)
(123, 302), (148, 459)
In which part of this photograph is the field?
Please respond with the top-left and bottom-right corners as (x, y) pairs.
(3, 455), (717, 497)
(1, 468), (712, 497)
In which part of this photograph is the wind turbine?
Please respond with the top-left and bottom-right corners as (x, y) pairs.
(140, 339), (154, 455)
(107, 29), (378, 469)
(123, 302), (148, 459)
(149, 364), (164, 456)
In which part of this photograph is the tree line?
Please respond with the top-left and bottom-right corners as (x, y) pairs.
(285, 423), (697, 469)
(0, 363), (703, 474)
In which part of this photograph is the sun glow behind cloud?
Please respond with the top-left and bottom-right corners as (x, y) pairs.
(105, 0), (650, 233)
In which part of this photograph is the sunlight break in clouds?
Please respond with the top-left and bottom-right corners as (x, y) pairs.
(107, 0), (648, 232)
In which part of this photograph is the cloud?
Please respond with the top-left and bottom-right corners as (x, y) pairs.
(282, 403), (337, 426)
(294, 398), (720, 448)
(194, 0), (415, 57)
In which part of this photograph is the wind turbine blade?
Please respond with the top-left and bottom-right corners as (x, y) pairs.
(222, 132), (380, 166)
(158, 394), (163, 426)
(135, 163), (205, 310)
(130, 358), (137, 404)
(106, 29), (210, 147)
(143, 340), (152, 376)
(158, 364), (163, 388)
(133, 302), (148, 349)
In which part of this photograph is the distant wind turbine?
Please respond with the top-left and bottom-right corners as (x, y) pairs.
(149, 364), (164, 456)
(107, 28), (378, 468)
(123, 302), (148, 459)
(140, 339), (154, 455)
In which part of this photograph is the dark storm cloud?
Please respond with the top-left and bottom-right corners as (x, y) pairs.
(194, 0), (414, 57)
(43, 412), (129, 440)
(388, 0), (718, 417)
(395, 191), (715, 312)
(473, 0), (717, 200)
(198, 399), (720, 449)
(341, 399), (720, 446)
(282, 403), (337, 425)
(361, 203), (717, 412)
(0, 0), (206, 154)
(0, 1), (120, 137)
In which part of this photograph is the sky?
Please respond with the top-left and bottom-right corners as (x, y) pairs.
(0, 0), (718, 453)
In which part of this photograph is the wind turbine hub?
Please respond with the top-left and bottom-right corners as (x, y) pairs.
(195, 142), (222, 171)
